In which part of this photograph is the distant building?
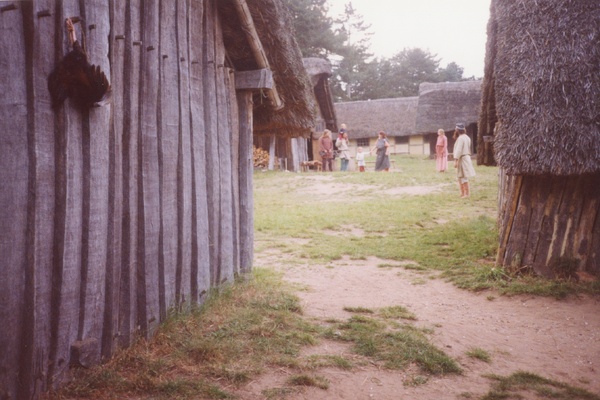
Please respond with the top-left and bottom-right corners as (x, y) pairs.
(335, 80), (482, 159)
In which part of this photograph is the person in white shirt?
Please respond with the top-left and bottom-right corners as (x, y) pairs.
(356, 147), (366, 172)
(453, 123), (476, 198)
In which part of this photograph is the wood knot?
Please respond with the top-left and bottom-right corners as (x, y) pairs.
(0, 4), (18, 12)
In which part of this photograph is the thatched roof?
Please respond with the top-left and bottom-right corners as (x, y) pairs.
(334, 97), (418, 139)
(414, 81), (482, 134)
(218, 0), (317, 138)
(481, 0), (600, 175)
(303, 58), (338, 132)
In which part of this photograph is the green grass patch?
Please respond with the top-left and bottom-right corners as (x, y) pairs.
(378, 305), (417, 321)
(324, 313), (461, 375)
(482, 371), (600, 400)
(304, 354), (354, 370)
(254, 156), (600, 298)
(465, 347), (492, 363)
(287, 374), (330, 389)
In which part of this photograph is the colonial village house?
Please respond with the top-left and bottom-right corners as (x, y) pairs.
(335, 80), (482, 161)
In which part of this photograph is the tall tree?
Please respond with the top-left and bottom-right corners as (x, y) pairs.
(282, 0), (468, 101)
(330, 2), (373, 101)
(437, 62), (465, 82)
(389, 48), (440, 96)
(282, 0), (342, 57)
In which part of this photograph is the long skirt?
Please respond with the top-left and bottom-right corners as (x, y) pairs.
(436, 150), (448, 172)
(375, 150), (390, 171)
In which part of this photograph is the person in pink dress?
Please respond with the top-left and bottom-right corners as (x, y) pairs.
(435, 129), (448, 172)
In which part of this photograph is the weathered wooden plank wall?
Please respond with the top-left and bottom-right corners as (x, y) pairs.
(0, 0), (253, 397)
(497, 171), (600, 277)
(177, 0), (193, 312)
(0, 2), (28, 397)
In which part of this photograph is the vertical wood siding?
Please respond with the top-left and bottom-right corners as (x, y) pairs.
(497, 171), (600, 277)
(0, 0), (253, 397)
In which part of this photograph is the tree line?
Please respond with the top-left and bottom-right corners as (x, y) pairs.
(283, 0), (475, 101)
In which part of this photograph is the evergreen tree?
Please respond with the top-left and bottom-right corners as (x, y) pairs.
(282, 0), (468, 101)
(330, 2), (373, 101)
(282, 0), (342, 57)
(436, 62), (465, 82)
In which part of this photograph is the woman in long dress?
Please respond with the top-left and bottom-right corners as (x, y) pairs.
(318, 129), (334, 172)
(371, 131), (390, 171)
(452, 124), (476, 197)
(336, 132), (350, 171)
(435, 129), (448, 172)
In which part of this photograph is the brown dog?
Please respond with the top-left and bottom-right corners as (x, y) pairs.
(300, 160), (322, 172)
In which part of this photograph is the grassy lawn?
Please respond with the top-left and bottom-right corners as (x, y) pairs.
(254, 154), (599, 298)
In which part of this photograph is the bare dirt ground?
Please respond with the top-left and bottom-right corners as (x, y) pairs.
(234, 254), (600, 400)
(234, 176), (600, 399)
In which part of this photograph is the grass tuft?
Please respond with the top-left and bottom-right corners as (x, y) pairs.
(465, 347), (492, 363)
(378, 305), (417, 321)
(287, 374), (330, 389)
(324, 312), (461, 375)
(343, 306), (375, 314)
(482, 371), (600, 400)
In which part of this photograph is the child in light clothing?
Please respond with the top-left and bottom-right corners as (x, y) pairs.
(356, 147), (366, 172)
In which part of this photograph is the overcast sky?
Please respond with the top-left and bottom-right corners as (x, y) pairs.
(327, 0), (491, 78)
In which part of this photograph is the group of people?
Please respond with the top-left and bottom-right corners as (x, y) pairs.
(318, 123), (475, 198)
(318, 124), (391, 173)
(436, 123), (476, 198)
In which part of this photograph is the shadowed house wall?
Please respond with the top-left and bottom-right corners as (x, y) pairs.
(0, 0), (314, 398)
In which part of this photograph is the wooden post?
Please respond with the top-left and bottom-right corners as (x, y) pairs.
(119, 0), (143, 349)
(203, 0), (219, 286)
(177, 0), (193, 310)
(138, 0), (161, 338)
(229, 68), (241, 276)
(189, 0), (210, 305)
(215, 13), (234, 285)
(268, 135), (276, 170)
(158, 0), (179, 319)
(103, 0), (126, 359)
(24, 0), (56, 394)
(232, 68), (275, 273)
(238, 90), (254, 273)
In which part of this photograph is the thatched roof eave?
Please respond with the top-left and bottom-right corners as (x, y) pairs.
(335, 97), (418, 139)
(414, 80), (482, 134)
(218, 0), (317, 138)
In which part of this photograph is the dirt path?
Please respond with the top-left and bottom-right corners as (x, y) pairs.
(238, 176), (600, 399)
(233, 252), (600, 400)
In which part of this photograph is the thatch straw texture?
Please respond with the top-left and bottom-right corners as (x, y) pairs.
(484, 0), (600, 175)
(335, 97), (418, 139)
(218, 0), (317, 138)
(415, 81), (482, 134)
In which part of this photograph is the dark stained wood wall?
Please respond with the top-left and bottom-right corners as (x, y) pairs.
(497, 171), (600, 278)
(0, 0), (253, 398)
